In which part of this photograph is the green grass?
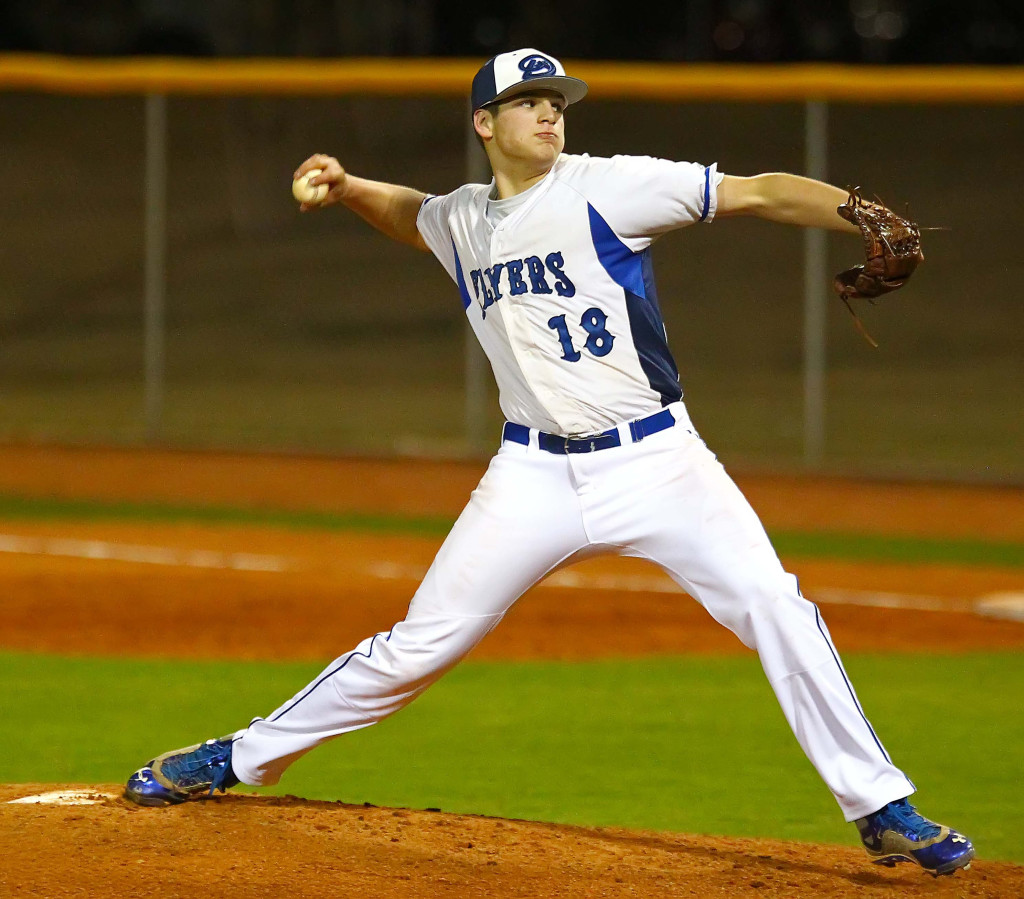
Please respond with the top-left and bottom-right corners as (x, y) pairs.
(768, 530), (1024, 568)
(1, 650), (1021, 862)
(0, 493), (456, 538)
(0, 493), (1021, 567)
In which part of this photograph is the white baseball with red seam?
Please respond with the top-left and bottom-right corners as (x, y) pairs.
(292, 168), (327, 204)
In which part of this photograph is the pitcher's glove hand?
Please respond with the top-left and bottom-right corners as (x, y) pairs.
(833, 188), (923, 346)
(834, 188), (923, 301)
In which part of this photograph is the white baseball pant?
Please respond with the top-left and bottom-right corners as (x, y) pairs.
(231, 402), (914, 821)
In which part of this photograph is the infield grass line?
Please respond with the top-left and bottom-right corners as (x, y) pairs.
(0, 492), (1021, 567)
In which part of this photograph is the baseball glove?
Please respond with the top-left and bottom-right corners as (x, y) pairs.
(833, 188), (923, 346)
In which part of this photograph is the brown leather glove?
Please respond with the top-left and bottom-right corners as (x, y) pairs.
(833, 188), (923, 345)
(834, 188), (923, 300)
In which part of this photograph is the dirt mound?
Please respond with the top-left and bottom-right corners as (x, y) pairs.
(1, 784), (1018, 898)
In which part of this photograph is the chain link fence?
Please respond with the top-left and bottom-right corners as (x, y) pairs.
(1, 89), (1020, 481)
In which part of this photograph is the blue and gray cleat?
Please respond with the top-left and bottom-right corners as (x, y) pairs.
(124, 737), (239, 807)
(856, 798), (975, 877)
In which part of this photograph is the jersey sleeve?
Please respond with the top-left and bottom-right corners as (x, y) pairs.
(566, 154), (725, 243)
(416, 192), (459, 282)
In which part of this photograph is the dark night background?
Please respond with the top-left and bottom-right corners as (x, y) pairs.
(1, 1), (1021, 64)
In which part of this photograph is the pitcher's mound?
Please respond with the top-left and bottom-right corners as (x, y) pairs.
(1, 784), (1018, 898)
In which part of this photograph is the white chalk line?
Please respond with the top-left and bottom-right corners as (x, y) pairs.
(974, 592), (1024, 623)
(810, 588), (962, 612)
(2, 538), (1019, 621)
(366, 562), (1024, 621)
(0, 534), (291, 572)
(368, 561), (683, 595)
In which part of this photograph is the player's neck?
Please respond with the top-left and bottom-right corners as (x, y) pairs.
(491, 162), (554, 200)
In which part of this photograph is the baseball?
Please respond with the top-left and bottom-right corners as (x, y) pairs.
(292, 168), (328, 205)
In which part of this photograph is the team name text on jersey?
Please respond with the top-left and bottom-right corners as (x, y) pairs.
(470, 251), (576, 317)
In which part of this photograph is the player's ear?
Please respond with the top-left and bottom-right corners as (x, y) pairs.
(473, 107), (494, 143)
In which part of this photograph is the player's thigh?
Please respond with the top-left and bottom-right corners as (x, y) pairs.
(615, 428), (790, 595)
(410, 445), (589, 619)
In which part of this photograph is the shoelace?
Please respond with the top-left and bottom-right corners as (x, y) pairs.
(164, 743), (231, 788)
(879, 799), (942, 840)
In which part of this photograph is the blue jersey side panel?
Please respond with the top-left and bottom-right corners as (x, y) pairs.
(451, 238), (472, 309)
(587, 204), (682, 405)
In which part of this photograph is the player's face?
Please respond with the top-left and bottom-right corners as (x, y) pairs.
(485, 90), (566, 169)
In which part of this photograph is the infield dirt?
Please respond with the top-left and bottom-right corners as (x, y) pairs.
(1, 445), (1022, 896)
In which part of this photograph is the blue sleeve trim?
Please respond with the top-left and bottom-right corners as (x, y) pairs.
(699, 166), (712, 222)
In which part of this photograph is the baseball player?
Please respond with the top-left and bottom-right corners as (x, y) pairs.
(125, 48), (974, 877)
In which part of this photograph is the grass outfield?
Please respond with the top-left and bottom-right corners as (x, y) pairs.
(2, 650), (1021, 862)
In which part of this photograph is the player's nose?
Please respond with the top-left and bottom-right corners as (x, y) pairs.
(537, 102), (560, 122)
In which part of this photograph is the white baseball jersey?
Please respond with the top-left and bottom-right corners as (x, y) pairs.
(417, 153), (724, 436)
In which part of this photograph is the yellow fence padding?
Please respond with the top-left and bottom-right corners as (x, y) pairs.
(1, 53), (1022, 102)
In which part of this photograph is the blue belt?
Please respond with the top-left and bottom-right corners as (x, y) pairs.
(502, 408), (676, 455)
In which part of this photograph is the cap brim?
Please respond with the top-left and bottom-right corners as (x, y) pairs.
(487, 75), (588, 108)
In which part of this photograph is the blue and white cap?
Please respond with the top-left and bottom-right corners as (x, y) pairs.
(471, 48), (588, 111)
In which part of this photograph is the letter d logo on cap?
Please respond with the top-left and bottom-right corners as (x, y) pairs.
(519, 55), (557, 78)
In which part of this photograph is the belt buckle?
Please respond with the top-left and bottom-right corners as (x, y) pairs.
(564, 434), (599, 453)
(564, 435), (594, 454)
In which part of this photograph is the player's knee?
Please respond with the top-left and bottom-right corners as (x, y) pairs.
(373, 635), (467, 689)
(709, 576), (803, 638)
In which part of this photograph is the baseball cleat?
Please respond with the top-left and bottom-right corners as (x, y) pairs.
(124, 736), (239, 807)
(856, 798), (975, 876)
